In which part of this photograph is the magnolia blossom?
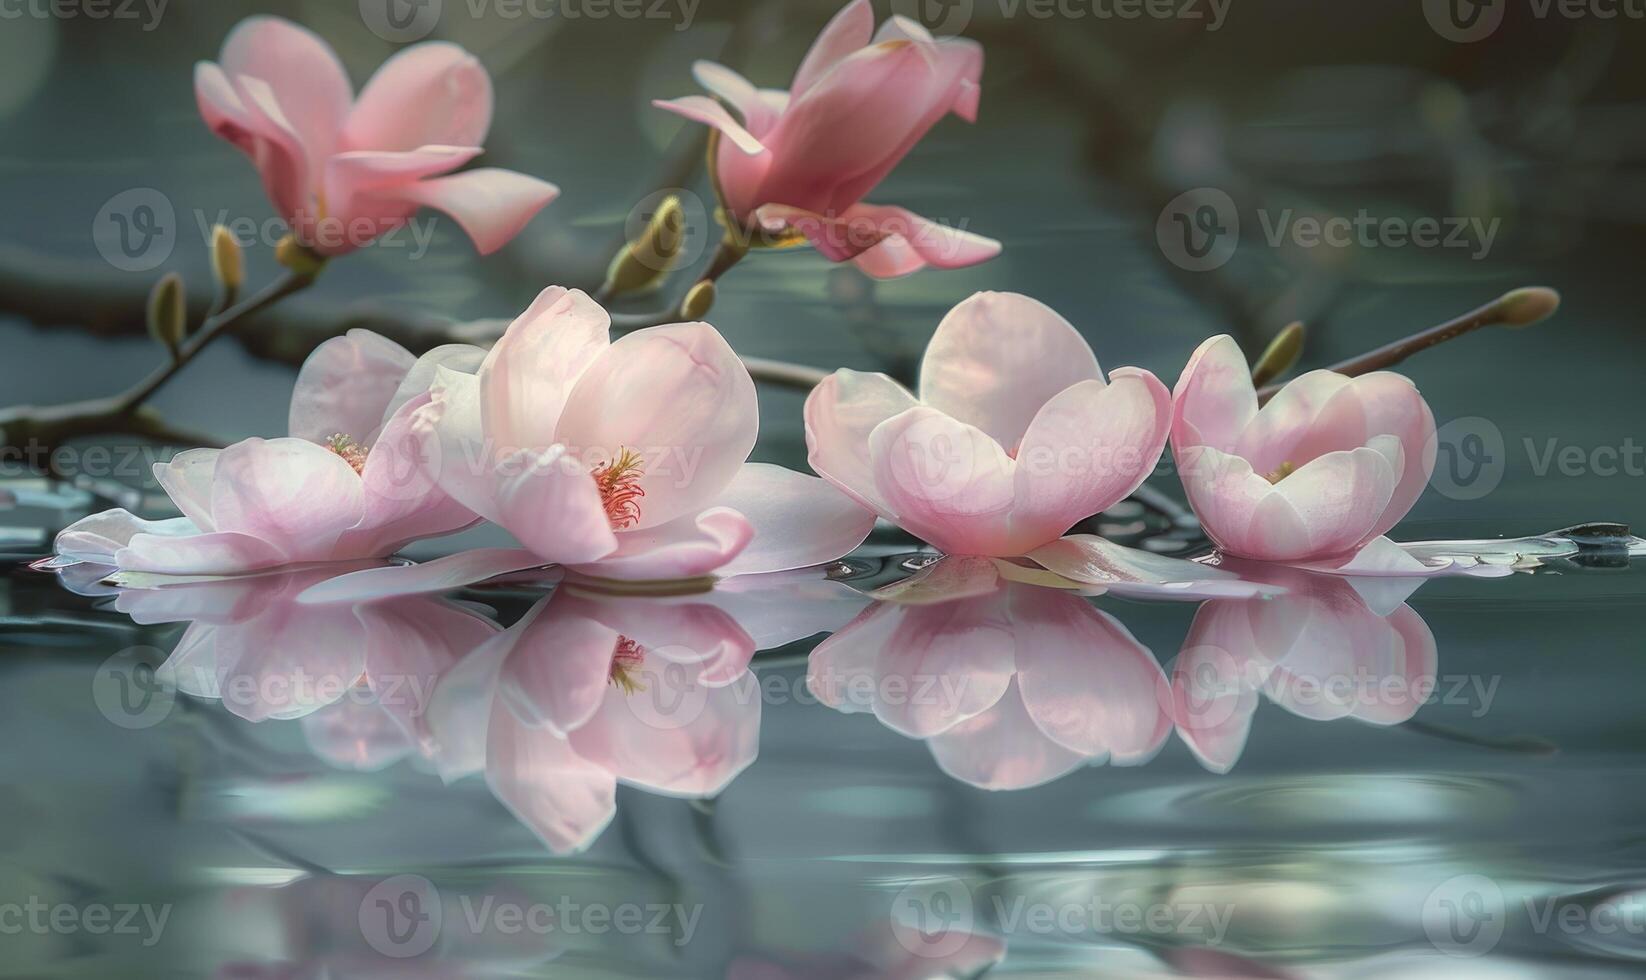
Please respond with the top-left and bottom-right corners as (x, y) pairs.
(410, 286), (875, 583)
(654, 0), (998, 278)
(805, 291), (1172, 558)
(53, 331), (480, 575)
(809, 557), (1175, 790)
(1171, 563), (1439, 773)
(196, 16), (556, 256)
(1172, 334), (1438, 565)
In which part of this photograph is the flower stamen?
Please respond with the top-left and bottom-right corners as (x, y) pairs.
(327, 433), (368, 475)
(1265, 460), (1296, 484)
(609, 635), (646, 694)
(593, 447), (646, 530)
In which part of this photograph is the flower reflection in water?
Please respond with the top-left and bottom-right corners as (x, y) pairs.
(809, 555), (1441, 788)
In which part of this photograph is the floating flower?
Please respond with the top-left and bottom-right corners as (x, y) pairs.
(196, 16), (557, 257)
(805, 291), (1172, 558)
(407, 286), (875, 584)
(1171, 334), (1437, 566)
(53, 330), (482, 575)
(654, 0), (998, 278)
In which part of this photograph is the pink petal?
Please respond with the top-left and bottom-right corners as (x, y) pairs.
(498, 599), (620, 737)
(567, 507), (754, 581)
(567, 669), (762, 797)
(790, 0), (875, 97)
(1010, 368), (1171, 551)
(1024, 534), (1280, 600)
(485, 701), (617, 855)
(114, 530), (291, 575)
(494, 445), (619, 565)
(208, 437), (365, 560)
(301, 698), (416, 771)
(1175, 445), (1277, 558)
(1012, 588), (1171, 761)
(374, 167), (558, 255)
(195, 62), (309, 224)
(153, 449), (221, 532)
(1293, 372), (1437, 544)
(382, 343), (487, 424)
(288, 328), (417, 445)
(1353, 603), (1438, 725)
(919, 292), (1102, 453)
(803, 368), (918, 517)
(868, 406), (1017, 556)
(295, 547), (546, 605)
(318, 146), (481, 246)
(357, 596), (499, 746)
(710, 463), (875, 577)
(651, 95), (765, 154)
(343, 42), (492, 153)
(478, 286), (611, 455)
(54, 510), (197, 564)
(690, 60), (781, 137)
(334, 390), (480, 558)
(1232, 369), (1354, 476)
(1171, 334), (1259, 453)
(1249, 445), (1399, 561)
(753, 203), (999, 279)
(208, 603), (367, 722)
(868, 590), (1016, 738)
(927, 681), (1088, 791)
(806, 604), (895, 715)
(1171, 629), (1260, 775)
(554, 322), (758, 531)
(414, 366), (502, 524)
(217, 16), (351, 182)
(867, 554), (1004, 605)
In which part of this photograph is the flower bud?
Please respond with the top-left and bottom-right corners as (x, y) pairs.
(1496, 286), (1560, 329)
(604, 195), (686, 297)
(679, 279), (716, 320)
(1250, 321), (1305, 386)
(211, 225), (243, 300)
(147, 272), (186, 360)
(275, 234), (326, 278)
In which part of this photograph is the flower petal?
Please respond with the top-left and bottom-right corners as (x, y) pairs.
(153, 449), (221, 532)
(1025, 534), (1281, 600)
(381, 342), (487, 426)
(1171, 334), (1259, 454)
(115, 530), (289, 576)
(919, 292), (1102, 452)
(690, 60), (781, 137)
(478, 286), (611, 455)
(554, 322), (758, 530)
(498, 599), (620, 737)
(343, 41), (492, 152)
(710, 463), (875, 577)
(1010, 369), (1171, 551)
(415, 366), (502, 524)
(485, 701), (617, 855)
(753, 203), (999, 279)
(790, 0), (875, 97)
(288, 328), (417, 445)
(381, 167), (558, 255)
(927, 680), (1089, 791)
(217, 16), (351, 180)
(1250, 445), (1399, 561)
(335, 391), (480, 558)
(296, 547), (547, 605)
(208, 437), (365, 560)
(494, 446), (620, 566)
(567, 507), (753, 581)
(868, 406), (1016, 556)
(803, 368), (917, 517)
(651, 95), (765, 154)
(195, 61), (309, 224)
(54, 509), (198, 564)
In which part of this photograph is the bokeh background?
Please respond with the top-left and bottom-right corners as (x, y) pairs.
(3, 0), (1643, 538)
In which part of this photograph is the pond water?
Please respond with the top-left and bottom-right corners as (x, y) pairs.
(5, 491), (1645, 978)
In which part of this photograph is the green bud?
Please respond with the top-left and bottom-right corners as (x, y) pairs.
(679, 279), (716, 320)
(275, 235), (326, 278)
(1496, 286), (1560, 329)
(147, 272), (186, 360)
(1250, 320), (1305, 387)
(603, 195), (687, 298)
(211, 225), (243, 301)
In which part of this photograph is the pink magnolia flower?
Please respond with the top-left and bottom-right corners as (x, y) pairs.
(1171, 334), (1438, 565)
(196, 16), (557, 257)
(410, 286), (875, 583)
(808, 557), (1174, 790)
(804, 291), (1172, 558)
(653, 0), (999, 278)
(1171, 563), (1438, 773)
(53, 330), (480, 575)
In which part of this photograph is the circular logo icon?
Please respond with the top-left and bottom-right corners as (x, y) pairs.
(93, 647), (177, 730)
(1427, 416), (1505, 501)
(882, 412), (988, 506)
(1156, 187), (1239, 272)
(1423, 874), (1506, 956)
(889, 0), (975, 34)
(612, 644), (712, 732)
(360, 0), (443, 42)
(891, 877), (975, 959)
(1167, 644), (1252, 735)
(364, 419), (441, 503)
(1423, 0), (1506, 43)
(622, 188), (711, 277)
(360, 875), (442, 958)
(93, 188), (176, 272)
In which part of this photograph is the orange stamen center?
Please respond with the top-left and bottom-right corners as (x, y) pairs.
(609, 635), (646, 694)
(593, 447), (646, 530)
(327, 433), (368, 475)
